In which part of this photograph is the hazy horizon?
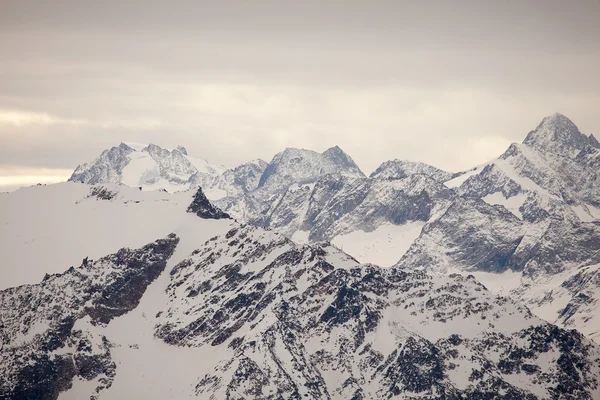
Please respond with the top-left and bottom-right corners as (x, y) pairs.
(2, 0), (599, 191)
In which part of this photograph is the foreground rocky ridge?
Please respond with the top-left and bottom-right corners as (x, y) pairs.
(156, 225), (600, 399)
(0, 235), (179, 399)
(3, 219), (600, 399)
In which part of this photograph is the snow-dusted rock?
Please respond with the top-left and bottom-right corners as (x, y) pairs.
(70, 143), (134, 185)
(391, 113), (600, 345)
(154, 225), (600, 399)
(69, 142), (268, 199)
(69, 143), (225, 193)
(370, 159), (459, 183)
(257, 146), (365, 191)
(187, 187), (231, 220)
(0, 235), (179, 399)
(523, 113), (599, 157)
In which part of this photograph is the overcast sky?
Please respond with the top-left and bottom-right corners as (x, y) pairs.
(1, 0), (599, 191)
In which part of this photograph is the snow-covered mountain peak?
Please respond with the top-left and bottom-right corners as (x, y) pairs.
(523, 113), (599, 156)
(321, 145), (363, 174)
(249, 158), (268, 168)
(68, 142), (246, 196)
(257, 146), (365, 190)
(370, 159), (458, 182)
(176, 145), (188, 155)
(70, 143), (135, 185)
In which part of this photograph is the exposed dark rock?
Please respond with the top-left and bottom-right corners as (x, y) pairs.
(187, 187), (231, 219)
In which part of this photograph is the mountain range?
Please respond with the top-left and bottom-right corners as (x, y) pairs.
(2, 113), (600, 399)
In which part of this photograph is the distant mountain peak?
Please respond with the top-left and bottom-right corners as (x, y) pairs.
(370, 159), (458, 182)
(523, 113), (598, 155)
(176, 145), (188, 155)
(118, 142), (135, 151)
(322, 145), (362, 171)
(69, 143), (135, 184)
(322, 144), (344, 154)
(257, 146), (365, 189)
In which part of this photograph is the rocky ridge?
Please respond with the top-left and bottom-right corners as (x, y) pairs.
(0, 235), (179, 399)
(153, 224), (600, 399)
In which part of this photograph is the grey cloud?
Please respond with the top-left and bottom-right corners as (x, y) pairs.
(0, 0), (599, 180)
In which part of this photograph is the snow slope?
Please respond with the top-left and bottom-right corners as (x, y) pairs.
(69, 143), (264, 200)
(331, 222), (424, 267)
(0, 182), (221, 289)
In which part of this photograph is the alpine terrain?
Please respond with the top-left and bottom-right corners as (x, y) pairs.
(2, 113), (600, 399)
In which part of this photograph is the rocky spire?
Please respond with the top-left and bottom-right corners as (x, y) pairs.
(523, 113), (597, 156)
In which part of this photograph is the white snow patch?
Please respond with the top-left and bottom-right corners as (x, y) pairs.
(9, 320), (51, 347)
(331, 222), (424, 267)
(185, 155), (227, 175)
(572, 204), (600, 222)
(0, 182), (201, 289)
(483, 192), (528, 219)
(444, 167), (481, 188)
(204, 187), (228, 201)
(121, 152), (161, 187)
(292, 230), (310, 244)
(60, 213), (234, 400)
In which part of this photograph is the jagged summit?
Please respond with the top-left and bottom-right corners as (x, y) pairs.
(257, 146), (365, 190)
(321, 145), (361, 170)
(523, 112), (599, 156)
(187, 187), (230, 219)
(7, 112), (600, 398)
(70, 142), (134, 185)
(370, 159), (458, 183)
(68, 142), (252, 197)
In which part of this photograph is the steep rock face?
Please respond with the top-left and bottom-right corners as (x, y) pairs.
(573, 146), (600, 208)
(322, 145), (364, 175)
(446, 114), (600, 275)
(196, 159), (268, 198)
(187, 187), (231, 220)
(523, 113), (599, 157)
(316, 175), (454, 241)
(556, 264), (600, 334)
(70, 143), (135, 185)
(142, 144), (198, 182)
(257, 146), (365, 191)
(69, 143), (225, 192)
(0, 235), (179, 400)
(398, 197), (525, 273)
(68, 143), (268, 198)
(217, 173), (455, 244)
(370, 159), (459, 183)
(460, 114), (600, 220)
(224, 159), (268, 193)
(153, 225), (600, 399)
(391, 114), (600, 344)
(398, 195), (600, 277)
